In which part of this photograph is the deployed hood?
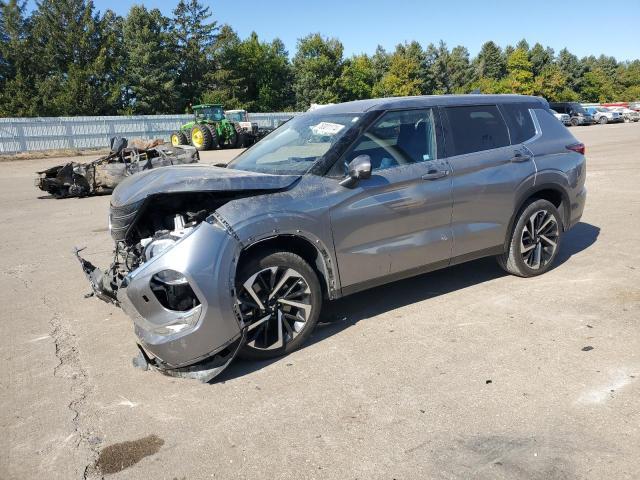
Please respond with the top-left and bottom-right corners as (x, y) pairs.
(111, 164), (300, 207)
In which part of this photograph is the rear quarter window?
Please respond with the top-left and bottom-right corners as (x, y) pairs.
(500, 103), (537, 144)
(445, 105), (510, 156)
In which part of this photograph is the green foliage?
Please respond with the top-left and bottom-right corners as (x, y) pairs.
(171, 0), (218, 108)
(205, 30), (292, 111)
(1, 1), (639, 119)
(292, 33), (344, 109)
(504, 48), (534, 95)
(338, 54), (376, 101)
(372, 42), (424, 97)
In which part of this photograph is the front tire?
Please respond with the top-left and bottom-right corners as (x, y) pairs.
(190, 124), (213, 150)
(497, 199), (563, 277)
(235, 251), (322, 360)
(599, 116), (608, 125)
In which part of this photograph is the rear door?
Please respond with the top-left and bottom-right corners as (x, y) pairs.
(328, 108), (453, 291)
(442, 103), (538, 259)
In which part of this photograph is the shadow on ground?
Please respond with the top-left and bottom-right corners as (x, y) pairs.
(217, 222), (600, 382)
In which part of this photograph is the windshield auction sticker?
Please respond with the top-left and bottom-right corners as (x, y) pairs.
(310, 122), (345, 136)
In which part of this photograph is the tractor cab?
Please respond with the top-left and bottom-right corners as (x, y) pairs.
(194, 104), (225, 122)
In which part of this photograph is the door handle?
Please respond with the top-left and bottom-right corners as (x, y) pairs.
(421, 169), (449, 180)
(511, 152), (531, 163)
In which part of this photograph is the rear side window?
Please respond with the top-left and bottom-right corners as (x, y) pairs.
(445, 105), (510, 155)
(500, 103), (536, 144)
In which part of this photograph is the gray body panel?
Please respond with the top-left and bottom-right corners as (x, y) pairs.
(328, 159), (453, 287)
(103, 95), (586, 374)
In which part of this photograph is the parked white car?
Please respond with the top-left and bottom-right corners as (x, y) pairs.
(550, 109), (571, 126)
(609, 107), (640, 123)
(585, 106), (623, 124)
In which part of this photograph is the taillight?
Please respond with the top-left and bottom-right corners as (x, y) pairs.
(566, 143), (585, 155)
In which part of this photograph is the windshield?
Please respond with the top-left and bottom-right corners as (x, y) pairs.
(227, 112), (363, 175)
(225, 111), (245, 122)
(571, 104), (588, 115)
(595, 107), (609, 112)
(196, 106), (224, 122)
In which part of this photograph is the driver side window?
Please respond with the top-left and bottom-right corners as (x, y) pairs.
(340, 109), (437, 174)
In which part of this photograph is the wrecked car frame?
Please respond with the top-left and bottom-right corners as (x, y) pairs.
(78, 95), (586, 382)
(36, 137), (199, 198)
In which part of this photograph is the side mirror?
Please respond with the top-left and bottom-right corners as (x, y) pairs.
(339, 155), (372, 188)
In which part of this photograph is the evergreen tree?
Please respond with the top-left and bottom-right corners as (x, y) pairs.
(448, 46), (473, 92)
(529, 43), (554, 76)
(474, 41), (506, 80)
(0, 0), (36, 116)
(557, 48), (587, 94)
(122, 6), (178, 114)
(371, 45), (390, 84)
(28, 0), (123, 115)
(171, 0), (218, 109)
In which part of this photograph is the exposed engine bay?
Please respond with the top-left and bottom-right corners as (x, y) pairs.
(36, 137), (199, 198)
(79, 193), (240, 307)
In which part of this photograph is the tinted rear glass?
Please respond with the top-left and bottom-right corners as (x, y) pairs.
(500, 103), (536, 144)
(445, 105), (510, 155)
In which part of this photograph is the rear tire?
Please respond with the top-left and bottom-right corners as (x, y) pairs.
(170, 131), (188, 146)
(205, 125), (220, 149)
(497, 199), (563, 277)
(235, 250), (322, 361)
(599, 116), (608, 125)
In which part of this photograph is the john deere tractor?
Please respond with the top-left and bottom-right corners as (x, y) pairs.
(171, 104), (241, 151)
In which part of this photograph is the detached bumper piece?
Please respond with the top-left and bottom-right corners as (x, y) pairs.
(75, 247), (120, 305)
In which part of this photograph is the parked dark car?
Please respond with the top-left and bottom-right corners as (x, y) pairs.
(549, 102), (595, 126)
(79, 95), (587, 381)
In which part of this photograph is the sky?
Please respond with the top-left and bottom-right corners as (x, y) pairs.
(85, 0), (640, 61)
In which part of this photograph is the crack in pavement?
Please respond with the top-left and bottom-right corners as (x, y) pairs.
(45, 295), (100, 479)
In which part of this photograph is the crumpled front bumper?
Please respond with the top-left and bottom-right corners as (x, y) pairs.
(77, 218), (245, 382)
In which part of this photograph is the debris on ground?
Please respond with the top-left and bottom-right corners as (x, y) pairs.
(582, 346), (594, 352)
(35, 136), (199, 198)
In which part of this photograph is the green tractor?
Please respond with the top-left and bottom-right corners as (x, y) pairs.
(171, 104), (241, 151)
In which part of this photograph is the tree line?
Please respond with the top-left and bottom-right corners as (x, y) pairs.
(1, 0), (639, 117)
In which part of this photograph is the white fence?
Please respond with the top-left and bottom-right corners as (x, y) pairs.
(0, 112), (300, 153)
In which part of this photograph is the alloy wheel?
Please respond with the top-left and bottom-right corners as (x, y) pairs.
(236, 267), (313, 351)
(520, 209), (559, 269)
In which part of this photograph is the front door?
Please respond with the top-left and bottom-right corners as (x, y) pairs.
(328, 108), (453, 291)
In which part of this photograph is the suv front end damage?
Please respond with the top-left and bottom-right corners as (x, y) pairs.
(78, 212), (245, 382)
(76, 164), (301, 382)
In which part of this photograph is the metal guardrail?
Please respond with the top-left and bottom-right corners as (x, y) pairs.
(0, 112), (301, 153)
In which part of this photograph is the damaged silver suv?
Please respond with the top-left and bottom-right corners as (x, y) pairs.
(79, 95), (587, 381)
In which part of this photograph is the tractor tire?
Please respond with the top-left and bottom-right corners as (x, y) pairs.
(170, 131), (188, 147)
(238, 132), (253, 148)
(190, 124), (213, 151)
(226, 126), (239, 148)
(205, 125), (220, 149)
